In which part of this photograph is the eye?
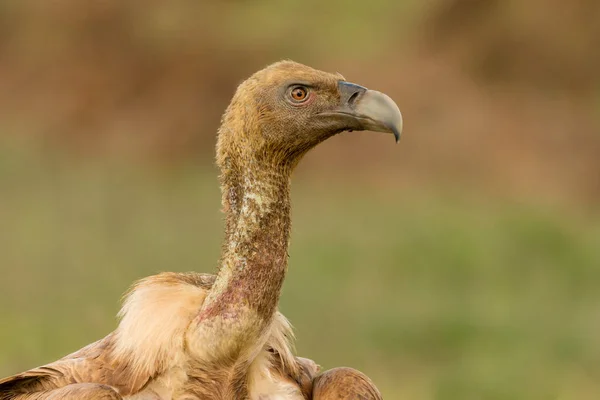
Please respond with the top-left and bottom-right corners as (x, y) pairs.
(289, 85), (309, 103)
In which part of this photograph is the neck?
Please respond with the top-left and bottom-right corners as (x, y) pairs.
(196, 156), (292, 359)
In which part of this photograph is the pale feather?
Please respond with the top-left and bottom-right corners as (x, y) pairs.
(0, 272), (314, 400)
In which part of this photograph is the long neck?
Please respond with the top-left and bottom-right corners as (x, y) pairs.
(195, 157), (292, 360)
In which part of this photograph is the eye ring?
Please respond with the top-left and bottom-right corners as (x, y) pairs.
(288, 85), (310, 103)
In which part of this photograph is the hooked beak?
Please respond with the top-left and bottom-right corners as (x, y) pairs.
(335, 81), (403, 142)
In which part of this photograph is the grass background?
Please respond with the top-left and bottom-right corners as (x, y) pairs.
(1, 143), (599, 399)
(1, 1), (600, 398)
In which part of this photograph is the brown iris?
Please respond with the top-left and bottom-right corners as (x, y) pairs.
(290, 86), (308, 102)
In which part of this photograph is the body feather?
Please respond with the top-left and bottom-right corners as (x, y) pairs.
(0, 272), (316, 400)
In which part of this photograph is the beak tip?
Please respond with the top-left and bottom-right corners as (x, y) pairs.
(392, 127), (401, 143)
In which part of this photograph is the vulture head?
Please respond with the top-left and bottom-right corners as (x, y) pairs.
(216, 60), (402, 170)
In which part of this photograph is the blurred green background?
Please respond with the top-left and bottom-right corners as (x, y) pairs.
(1, 1), (599, 399)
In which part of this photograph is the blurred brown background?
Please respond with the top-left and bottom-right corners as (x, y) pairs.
(1, 1), (599, 399)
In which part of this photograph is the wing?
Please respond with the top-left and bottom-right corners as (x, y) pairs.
(0, 335), (136, 400)
(1, 271), (318, 399)
(0, 271), (212, 400)
(312, 367), (383, 400)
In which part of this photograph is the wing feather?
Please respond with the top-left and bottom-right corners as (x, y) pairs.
(0, 272), (310, 399)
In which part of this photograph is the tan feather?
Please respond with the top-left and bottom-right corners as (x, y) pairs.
(312, 368), (384, 400)
(0, 272), (313, 400)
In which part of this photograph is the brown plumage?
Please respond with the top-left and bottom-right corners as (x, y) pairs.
(0, 60), (401, 399)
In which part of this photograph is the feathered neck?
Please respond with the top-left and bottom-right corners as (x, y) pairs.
(195, 149), (294, 362)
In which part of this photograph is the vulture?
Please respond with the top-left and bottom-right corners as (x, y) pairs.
(0, 61), (402, 399)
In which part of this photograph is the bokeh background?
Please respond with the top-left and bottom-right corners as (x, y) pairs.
(1, 1), (599, 398)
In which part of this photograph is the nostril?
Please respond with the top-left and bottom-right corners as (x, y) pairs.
(347, 91), (360, 106)
(338, 81), (368, 106)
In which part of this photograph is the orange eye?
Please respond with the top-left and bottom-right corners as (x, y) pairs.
(290, 86), (309, 102)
